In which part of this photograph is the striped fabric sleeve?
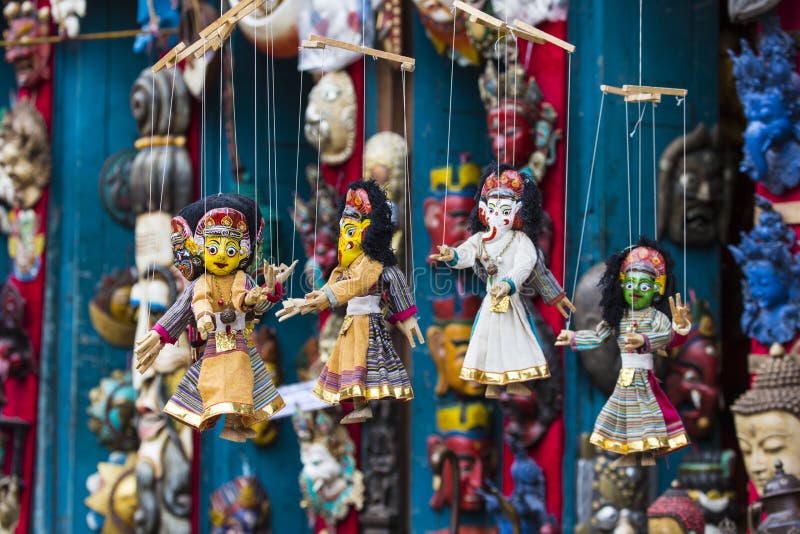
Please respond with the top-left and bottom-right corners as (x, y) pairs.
(382, 265), (418, 324)
(529, 248), (567, 305)
(153, 280), (197, 344)
(325, 256), (383, 307)
(243, 275), (276, 315)
(646, 309), (674, 351)
(572, 321), (614, 350)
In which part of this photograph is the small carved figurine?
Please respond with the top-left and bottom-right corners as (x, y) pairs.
(0, 281), (33, 392)
(50, 0), (86, 38)
(135, 195), (295, 441)
(748, 460), (800, 533)
(88, 269), (138, 349)
(431, 164), (574, 399)
(209, 476), (271, 534)
(278, 181), (422, 425)
(0, 98), (51, 210)
(729, 13), (800, 194)
(677, 450), (738, 529)
(647, 483), (706, 534)
(293, 409), (364, 530)
(557, 237), (692, 465)
(729, 197), (800, 346)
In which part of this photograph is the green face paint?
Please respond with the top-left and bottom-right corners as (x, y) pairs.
(622, 271), (657, 310)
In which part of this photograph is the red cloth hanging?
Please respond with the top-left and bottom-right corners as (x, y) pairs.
(499, 22), (568, 524)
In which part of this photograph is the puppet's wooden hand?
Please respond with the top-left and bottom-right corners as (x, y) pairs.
(244, 287), (268, 308)
(622, 332), (645, 351)
(554, 330), (574, 347)
(302, 291), (329, 313)
(428, 245), (455, 263)
(135, 330), (163, 373)
(490, 281), (511, 298)
(397, 316), (425, 348)
(669, 293), (692, 335)
(197, 315), (215, 340)
(554, 296), (577, 319)
(275, 260), (299, 285)
(276, 298), (306, 322)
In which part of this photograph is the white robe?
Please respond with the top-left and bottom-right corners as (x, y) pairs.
(451, 231), (549, 384)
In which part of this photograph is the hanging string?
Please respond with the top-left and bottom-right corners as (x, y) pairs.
(362, 0), (367, 173)
(402, 69), (415, 298)
(228, 43), (241, 189)
(290, 50), (305, 296)
(312, 48), (327, 292)
(637, 101), (642, 236)
(218, 39), (224, 194)
(678, 95), (687, 296)
(566, 93), (605, 330)
(624, 102), (633, 246)
(495, 29), (501, 165)
(638, 0), (643, 86)
(158, 67), (178, 210)
(144, 59), (157, 329)
(264, 18), (274, 262)
(269, 8), (280, 261)
(651, 102), (657, 237)
(253, 6), (259, 272)
(511, 33), (519, 166)
(441, 11), (456, 245)
(562, 53), (572, 287)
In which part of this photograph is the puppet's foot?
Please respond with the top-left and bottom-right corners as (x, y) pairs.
(641, 453), (656, 466)
(506, 382), (531, 397)
(219, 417), (255, 442)
(610, 454), (637, 468)
(485, 385), (501, 399)
(341, 405), (373, 425)
(220, 427), (247, 442)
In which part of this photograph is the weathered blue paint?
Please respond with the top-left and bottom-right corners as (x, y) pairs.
(35, 2), (148, 532)
(564, 1), (719, 530)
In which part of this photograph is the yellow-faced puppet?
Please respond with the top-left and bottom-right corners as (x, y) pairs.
(338, 188), (372, 268)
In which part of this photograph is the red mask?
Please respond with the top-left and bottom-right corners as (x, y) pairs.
(666, 322), (720, 440)
(424, 196), (477, 259)
(427, 433), (494, 512)
(487, 106), (534, 167)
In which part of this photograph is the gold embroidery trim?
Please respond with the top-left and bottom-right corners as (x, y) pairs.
(214, 332), (237, 352)
(589, 431), (690, 455)
(312, 382), (414, 404)
(339, 315), (354, 335)
(618, 368), (636, 387)
(459, 364), (550, 384)
(163, 396), (286, 430)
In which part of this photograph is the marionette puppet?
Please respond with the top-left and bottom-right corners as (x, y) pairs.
(555, 236), (692, 466)
(277, 180), (424, 425)
(429, 164), (575, 399)
(135, 194), (297, 442)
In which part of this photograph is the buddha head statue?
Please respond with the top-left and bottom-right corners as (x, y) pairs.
(731, 351), (800, 495)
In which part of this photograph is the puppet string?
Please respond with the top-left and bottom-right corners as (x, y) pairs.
(254, 8), (259, 269)
(566, 92), (605, 330)
(312, 48), (327, 292)
(290, 50), (305, 296)
(679, 95), (687, 296)
(402, 68), (416, 297)
(218, 39), (224, 195)
(651, 102), (657, 237)
(638, 100), (642, 236)
(442, 10), (456, 245)
(562, 53), (572, 288)
(265, 24), (274, 262)
(228, 45), (241, 189)
(625, 101), (634, 317)
(512, 32), (519, 166)
(270, 10), (280, 261)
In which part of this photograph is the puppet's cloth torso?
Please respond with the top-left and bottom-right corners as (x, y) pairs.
(572, 308), (689, 455)
(314, 253), (417, 404)
(153, 272), (284, 430)
(450, 231), (549, 384)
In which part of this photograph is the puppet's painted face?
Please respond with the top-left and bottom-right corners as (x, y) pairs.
(479, 195), (521, 241)
(488, 106), (533, 167)
(745, 260), (789, 309)
(203, 235), (246, 276)
(338, 217), (370, 268)
(735, 410), (800, 495)
(622, 271), (660, 310)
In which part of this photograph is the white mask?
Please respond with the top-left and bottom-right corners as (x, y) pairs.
(479, 195), (521, 241)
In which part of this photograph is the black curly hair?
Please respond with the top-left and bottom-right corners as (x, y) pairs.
(599, 235), (676, 331)
(468, 162), (543, 244)
(338, 180), (398, 267)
